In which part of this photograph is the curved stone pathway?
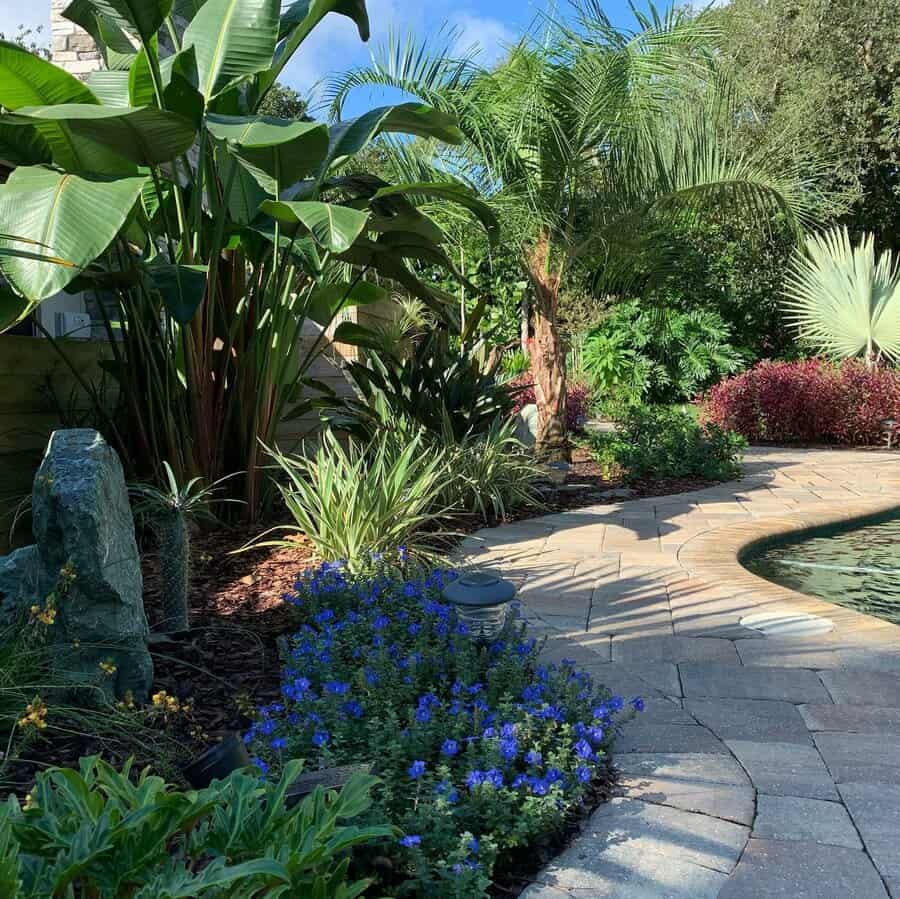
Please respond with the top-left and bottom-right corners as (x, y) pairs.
(457, 447), (900, 899)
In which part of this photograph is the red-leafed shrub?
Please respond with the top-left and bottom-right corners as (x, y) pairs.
(508, 373), (591, 433)
(700, 359), (900, 445)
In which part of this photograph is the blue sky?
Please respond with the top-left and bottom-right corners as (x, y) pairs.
(0, 0), (647, 113)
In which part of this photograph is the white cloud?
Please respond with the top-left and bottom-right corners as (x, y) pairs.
(450, 12), (516, 66)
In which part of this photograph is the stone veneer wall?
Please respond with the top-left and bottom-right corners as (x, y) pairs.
(50, 0), (103, 77)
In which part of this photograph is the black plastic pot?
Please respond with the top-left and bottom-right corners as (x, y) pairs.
(183, 734), (251, 788)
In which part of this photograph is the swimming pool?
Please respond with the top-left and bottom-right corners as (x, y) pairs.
(743, 509), (900, 626)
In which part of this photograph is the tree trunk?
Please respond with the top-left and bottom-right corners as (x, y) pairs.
(525, 234), (568, 461)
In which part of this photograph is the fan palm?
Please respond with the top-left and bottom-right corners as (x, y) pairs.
(782, 227), (900, 366)
(327, 2), (814, 457)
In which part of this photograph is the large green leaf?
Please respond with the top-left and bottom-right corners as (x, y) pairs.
(306, 279), (388, 325)
(206, 115), (329, 187)
(183, 0), (279, 100)
(217, 152), (270, 224)
(372, 181), (499, 246)
(5, 104), (197, 168)
(128, 45), (193, 108)
(0, 41), (102, 169)
(260, 0), (369, 94)
(149, 264), (208, 323)
(260, 200), (369, 253)
(0, 123), (51, 167)
(72, 0), (173, 43)
(0, 166), (146, 301)
(62, 0), (138, 70)
(0, 40), (98, 109)
(317, 104), (463, 177)
(0, 287), (32, 333)
(86, 70), (131, 107)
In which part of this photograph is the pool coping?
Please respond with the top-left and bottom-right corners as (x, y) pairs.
(678, 496), (900, 634)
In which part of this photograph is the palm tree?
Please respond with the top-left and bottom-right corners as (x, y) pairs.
(327, 2), (814, 457)
(782, 227), (900, 366)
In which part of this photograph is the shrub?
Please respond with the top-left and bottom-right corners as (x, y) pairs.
(261, 430), (451, 569)
(581, 406), (746, 482)
(436, 418), (545, 523)
(508, 374), (591, 433)
(581, 301), (746, 406)
(700, 359), (900, 445)
(246, 561), (636, 898)
(0, 755), (390, 898)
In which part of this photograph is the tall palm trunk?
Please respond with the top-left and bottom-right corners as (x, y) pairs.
(526, 234), (568, 461)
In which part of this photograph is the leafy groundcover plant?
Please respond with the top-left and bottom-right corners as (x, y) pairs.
(0, 756), (390, 898)
(246, 559), (638, 897)
(580, 405), (746, 482)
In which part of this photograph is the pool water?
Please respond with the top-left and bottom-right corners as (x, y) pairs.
(744, 510), (900, 626)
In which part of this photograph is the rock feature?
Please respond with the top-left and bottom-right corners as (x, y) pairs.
(515, 403), (539, 447)
(5, 430), (152, 702)
(0, 545), (38, 627)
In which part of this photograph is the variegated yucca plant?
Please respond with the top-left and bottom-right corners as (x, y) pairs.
(0, 0), (496, 515)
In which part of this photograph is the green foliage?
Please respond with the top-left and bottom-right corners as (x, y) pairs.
(582, 301), (745, 407)
(261, 429), (451, 569)
(714, 0), (900, 246)
(435, 418), (544, 524)
(0, 755), (390, 897)
(0, 2), (493, 517)
(782, 227), (900, 364)
(581, 405), (746, 482)
(333, 333), (516, 443)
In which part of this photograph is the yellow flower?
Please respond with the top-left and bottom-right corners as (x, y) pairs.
(151, 690), (181, 713)
(23, 792), (36, 811)
(18, 697), (48, 731)
(99, 660), (117, 676)
(38, 608), (57, 626)
(29, 605), (40, 617)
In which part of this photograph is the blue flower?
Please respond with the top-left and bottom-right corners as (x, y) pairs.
(251, 756), (269, 775)
(609, 696), (625, 712)
(573, 739), (594, 760)
(270, 737), (287, 751)
(434, 779), (459, 804)
(441, 739), (459, 757)
(399, 835), (421, 847)
(522, 684), (543, 703)
(415, 707), (432, 723)
(465, 770), (485, 789)
(341, 699), (364, 719)
(525, 750), (543, 766)
(576, 765), (592, 783)
(485, 768), (504, 788)
(468, 837), (480, 855)
(500, 738), (518, 761)
(312, 730), (330, 746)
(631, 696), (645, 712)
(408, 760), (426, 779)
(324, 680), (350, 696)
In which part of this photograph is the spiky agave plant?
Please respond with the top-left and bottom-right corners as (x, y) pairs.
(782, 228), (900, 367)
(130, 465), (239, 633)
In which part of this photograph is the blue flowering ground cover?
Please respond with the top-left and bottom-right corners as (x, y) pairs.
(246, 556), (639, 897)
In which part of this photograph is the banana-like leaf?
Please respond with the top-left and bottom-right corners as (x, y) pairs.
(69, 0), (173, 43)
(63, 0), (138, 70)
(259, 0), (369, 94)
(4, 104), (197, 168)
(332, 320), (384, 350)
(129, 46), (194, 108)
(306, 279), (388, 325)
(0, 166), (147, 301)
(372, 181), (499, 246)
(183, 0), (279, 100)
(317, 103), (463, 177)
(218, 152), (271, 225)
(148, 264), (208, 323)
(782, 227), (900, 362)
(86, 70), (131, 107)
(206, 115), (329, 187)
(0, 123), (51, 167)
(260, 200), (369, 253)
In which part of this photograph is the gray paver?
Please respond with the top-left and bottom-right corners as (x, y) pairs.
(726, 740), (839, 799)
(612, 635), (739, 665)
(799, 703), (900, 735)
(813, 732), (900, 784)
(719, 838), (889, 898)
(620, 774), (755, 825)
(820, 669), (900, 706)
(839, 782), (900, 880)
(752, 794), (861, 848)
(680, 662), (832, 703)
(615, 753), (750, 786)
(685, 697), (811, 744)
(616, 723), (728, 754)
(537, 798), (745, 897)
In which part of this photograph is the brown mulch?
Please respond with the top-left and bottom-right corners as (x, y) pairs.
(139, 527), (316, 757)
